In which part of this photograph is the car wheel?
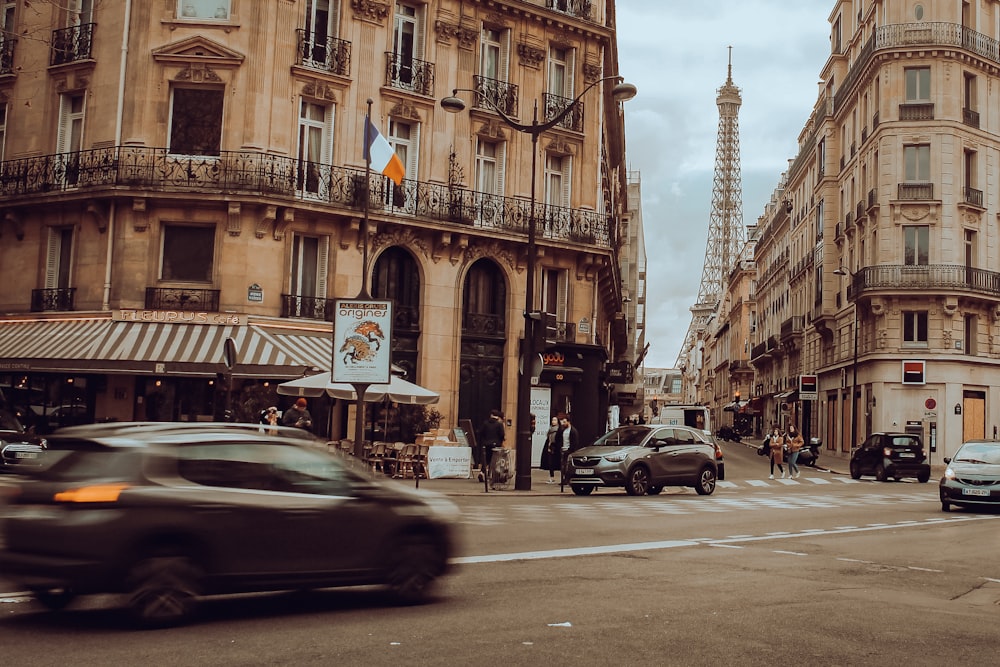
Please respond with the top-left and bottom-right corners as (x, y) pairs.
(125, 555), (202, 629)
(695, 466), (717, 495)
(849, 460), (862, 479)
(647, 485), (663, 495)
(941, 499), (951, 512)
(31, 587), (76, 611)
(917, 471), (930, 483)
(571, 484), (594, 496)
(625, 466), (650, 496)
(385, 535), (444, 605)
(875, 463), (887, 482)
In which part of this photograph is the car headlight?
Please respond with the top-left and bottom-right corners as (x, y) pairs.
(604, 451), (629, 462)
(943, 467), (956, 480)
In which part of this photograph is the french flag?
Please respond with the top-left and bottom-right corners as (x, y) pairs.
(364, 115), (405, 186)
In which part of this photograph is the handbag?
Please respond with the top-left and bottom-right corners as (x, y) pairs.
(757, 443), (767, 456)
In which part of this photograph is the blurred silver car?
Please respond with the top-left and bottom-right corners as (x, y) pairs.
(940, 439), (1000, 512)
(566, 425), (719, 496)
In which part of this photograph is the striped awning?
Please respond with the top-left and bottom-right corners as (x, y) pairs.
(0, 317), (336, 378)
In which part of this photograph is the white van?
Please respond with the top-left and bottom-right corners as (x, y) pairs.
(650, 405), (712, 436)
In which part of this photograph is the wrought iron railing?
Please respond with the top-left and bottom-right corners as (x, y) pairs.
(145, 287), (220, 311)
(963, 107), (981, 128)
(0, 35), (15, 75)
(964, 187), (984, 207)
(848, 264), (1000, 300)
(384, 52), (434, 96)
(780, 316), (804, 340)
(296, 29), (351, 77)
(30, 287), (76, 312)
(473, 75), (518, 117)
(462, 313), (505, 336)
(51, 23), (94, 66)
(544, 92), (584, 132)
(281, 294), (335, 321)
(545, 0), (592, 20)
(0, 146), (613, 247)
(899, 102), (934, 120)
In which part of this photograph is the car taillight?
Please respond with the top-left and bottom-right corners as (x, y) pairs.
(53, 484), (130, 503)
(883, 447), (893, 457)
(715, 445), (724, 460)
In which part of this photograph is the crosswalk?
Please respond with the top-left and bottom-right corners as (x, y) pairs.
(458, 485), (935, 526)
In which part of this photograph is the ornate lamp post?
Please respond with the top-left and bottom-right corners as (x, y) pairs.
(442, 76), (636, 490)
(833, 266), (859, 450)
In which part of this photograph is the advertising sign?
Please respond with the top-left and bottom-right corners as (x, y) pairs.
(799, 374), (818, 400)
(902, 359), (926, 385)
(332, 299), (392, 384)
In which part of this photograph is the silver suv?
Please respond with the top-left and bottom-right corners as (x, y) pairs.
(566, 425), (720, 496)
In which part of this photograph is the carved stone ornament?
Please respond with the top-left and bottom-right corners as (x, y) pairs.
(227, 201), (241, 237)
(546, 135), (576, 157)
(351, 0), (389, 24)
(372, 227), (430, 259)
(463, 241), (517, 273)
(517, 43), (545, 69)
(302, 80), (338, 102)
(582, 62), (602, 84)
(434, 20), (478, 49)
(258, 205), (276, 239)
(389, 99), (422, 122)
(476, 119), (508, 141)
(175, 64), (223, 83)
(132, 198), (148, 232)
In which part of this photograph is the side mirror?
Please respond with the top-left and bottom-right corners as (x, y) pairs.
(943, 457), (952, 464)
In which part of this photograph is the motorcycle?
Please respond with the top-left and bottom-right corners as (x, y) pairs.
(716, 425), (741, 442)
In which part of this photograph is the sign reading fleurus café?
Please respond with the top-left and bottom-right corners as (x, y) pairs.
(113, 309), (244, 325)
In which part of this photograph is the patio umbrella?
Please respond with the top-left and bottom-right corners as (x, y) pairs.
(277, 372), (439, 405)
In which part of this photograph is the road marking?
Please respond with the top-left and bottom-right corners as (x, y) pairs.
(453, 515), (1000, 564)
(709, 543), (744, 549)
(746, 480), (771, 487)
(773, 550), (808, 556)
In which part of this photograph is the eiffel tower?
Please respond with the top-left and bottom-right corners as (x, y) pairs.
(677, 48), (745, 369)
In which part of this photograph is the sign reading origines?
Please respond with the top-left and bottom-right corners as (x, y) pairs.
(332, 299), (393, 384)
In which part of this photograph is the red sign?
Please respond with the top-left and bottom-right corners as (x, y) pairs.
(902, 360), (926, 385)
(925, 398), (936, 410)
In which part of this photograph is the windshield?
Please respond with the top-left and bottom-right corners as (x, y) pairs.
(593, 426), (650, 448)
(0, 409), (24, 432)
(955, 442), (1000, 465)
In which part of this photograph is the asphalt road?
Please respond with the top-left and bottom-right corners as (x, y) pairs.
(1, 440), (996, 666)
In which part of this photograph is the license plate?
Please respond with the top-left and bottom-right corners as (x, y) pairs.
(897, 452), (915, 458)
(962, 488), (990, 497)
(575, 468), (594, 475)
(14, 452), (37, 459)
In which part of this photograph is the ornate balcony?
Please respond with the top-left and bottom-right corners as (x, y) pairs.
(51, 23), (94, 66)
(963, 186), (984, 208)
(30, 288), (76, 312)
(0, 145), (613, 248)
(296, 29), (351, 77)
(963, 107), (981, 128)
(145, 287), (220, 311)
(545, 0), (592, 20)
(899, 103), (934, 121)
(544, 92), (584, 132)
(384, 52), (434, 96)
(848, 264), (1000, 301)
(780, 316), (804, 341)
(473, 75), (518, 117)
(897, 182), (934, 200)
(281, 294), (335, 321)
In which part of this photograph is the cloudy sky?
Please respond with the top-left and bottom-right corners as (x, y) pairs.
(616, 1), (833, 368)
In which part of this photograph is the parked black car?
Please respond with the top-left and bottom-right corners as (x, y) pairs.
(940, 439), (1000, 512)
(0, 422), (460, 627)
(849, 432), (930, 482)
(0, 409), (47, 473)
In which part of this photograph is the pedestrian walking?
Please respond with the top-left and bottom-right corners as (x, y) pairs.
(787, 424), (804, 478)
(540, 416), (560, 484)
(768, 426), (786, 479)
(556, 413), (580, 477)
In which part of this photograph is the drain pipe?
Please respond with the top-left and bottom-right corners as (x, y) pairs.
(103, 0), (132, 310)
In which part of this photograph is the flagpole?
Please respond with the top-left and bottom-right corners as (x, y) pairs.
(349, 99), (374, 460)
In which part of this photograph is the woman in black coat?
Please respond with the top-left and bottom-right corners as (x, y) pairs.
(540, 416), (560, 484)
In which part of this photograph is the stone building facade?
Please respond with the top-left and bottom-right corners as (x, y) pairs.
(0, 0), (630, 449)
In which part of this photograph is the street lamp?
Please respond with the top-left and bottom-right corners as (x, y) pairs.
(442, 75), (636, 490)
(833, 266), (859, 450)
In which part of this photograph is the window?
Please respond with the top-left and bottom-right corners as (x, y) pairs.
(178, 0), (230, 20)
(964, 73), (977, 110)
(904, 226), (929, 266)
(544, 153), (570, 208)
(904, 144), (930, 182)
(68, 0), (93, 25)
(290, 233), (328, 300)
(391, 3), (424, 90)
(169, 88), (224, 156)
(541, 268), (568, 322)
(2, 1), (14, 34)
(904, 67), (930, 102)
(902, 311), (928, 346)
(161, 225), (215, 282)
(296, 99), (334, 196)
(388, 118), (417, 181)
(45, 227), (74, 290)
(56, 93), (85, 186)
(475, 138), (504, 195)
(547, 46), (572, 97)
(302, 0), (340, 68)
(481, 27), (502, 80)
(965, 314), (978, 355)
(964, 149), (977, 191)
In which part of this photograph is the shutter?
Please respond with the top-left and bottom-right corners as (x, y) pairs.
(324, 103), (335, 163)
(496, 141), (506, 195)
(414, 4), (425, 59)
(561, 156), (572, 208)
(329, 0), (340, 38)
(406, 123), (420, 180)
(499, 28), (510, 81)
(566, 48), (575, 96)
(55, 95), (69, 154)
(316, 235), (329, 297)
(45, 228), (59, 289)
(557, 270), (569, 321)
